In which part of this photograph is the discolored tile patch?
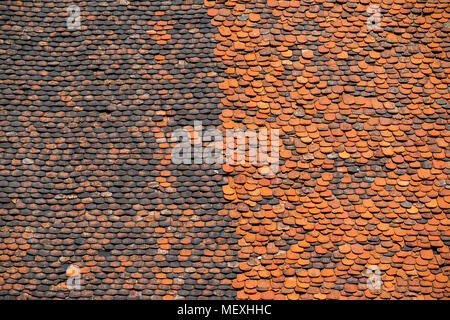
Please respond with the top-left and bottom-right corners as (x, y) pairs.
(0, 0), (237, 299)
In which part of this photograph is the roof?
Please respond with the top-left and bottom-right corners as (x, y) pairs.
(0, 0), (448, 299)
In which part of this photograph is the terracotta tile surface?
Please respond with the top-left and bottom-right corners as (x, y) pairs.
(207, 0), (449, 300)
(0, 0), (449, 300)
